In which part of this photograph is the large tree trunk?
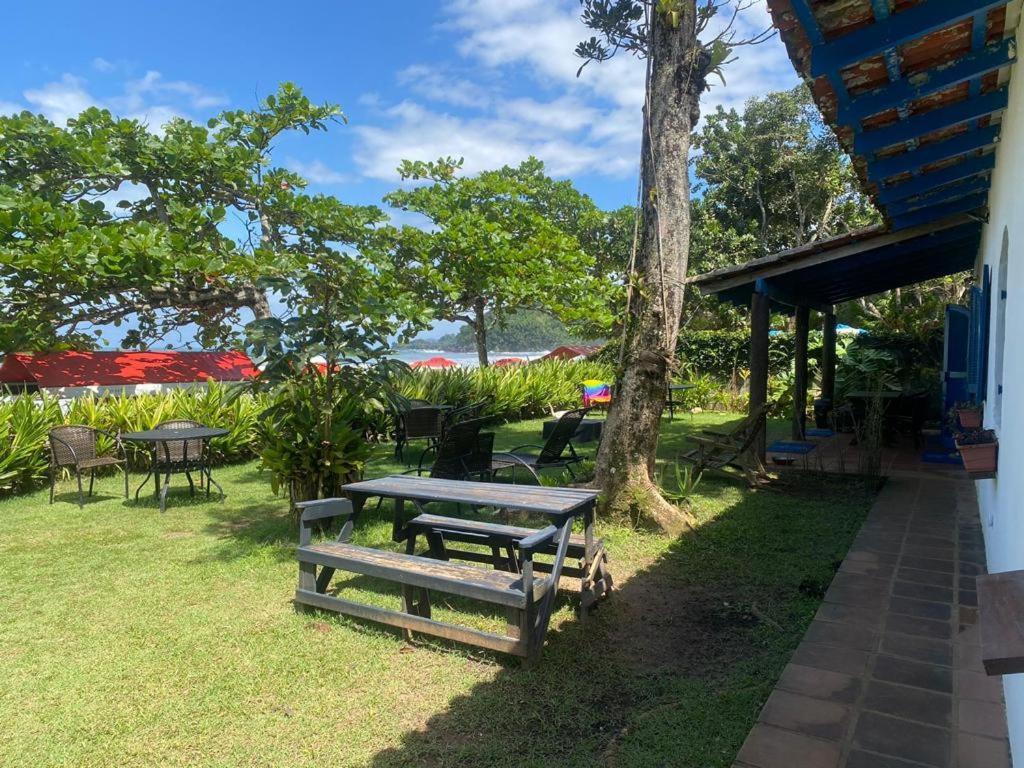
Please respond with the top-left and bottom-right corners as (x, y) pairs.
(593, 6), (709, 535)
(473, 297), (489, 367)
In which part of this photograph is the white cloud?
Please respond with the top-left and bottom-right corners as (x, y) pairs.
(12, 69), (227, 130)
(92, 57), (115, 73)
(286, 158), (350, 185)
(354, 0), (798, 184)
(396, 64), (491, 109)
(0, 100), (24, 115)
(23, 75), (95, 126)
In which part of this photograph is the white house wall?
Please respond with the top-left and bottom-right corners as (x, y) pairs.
(41, 381), (241, 400)
(974, 28), (1024, 764)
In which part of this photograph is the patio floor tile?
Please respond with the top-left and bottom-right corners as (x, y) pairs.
(732, 476), (1010, 768)
(735, 724), (841, 768)
(852, 711), (950, 767)
(758, 690), (852, 741)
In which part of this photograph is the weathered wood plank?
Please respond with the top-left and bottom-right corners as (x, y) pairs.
(342, 475), (597, 515)
(978, 570), (1024, 676)
(298, 541), (548, 608)
(294, 589), (526, 656)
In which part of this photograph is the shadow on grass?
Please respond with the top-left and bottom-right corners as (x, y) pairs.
(355, 474), (874, 768)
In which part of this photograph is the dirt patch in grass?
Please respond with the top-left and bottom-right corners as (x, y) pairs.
(606, 578), (764, 674)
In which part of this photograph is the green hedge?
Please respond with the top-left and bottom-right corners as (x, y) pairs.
(677, 329), (824, 381)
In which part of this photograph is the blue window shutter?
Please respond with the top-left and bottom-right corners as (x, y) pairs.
(967, 285), (982, 400)
(981, 265), (991, 401)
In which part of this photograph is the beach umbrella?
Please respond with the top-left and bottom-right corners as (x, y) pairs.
(410, 356), (458, 370)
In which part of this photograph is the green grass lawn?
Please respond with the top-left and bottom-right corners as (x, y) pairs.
(0, 414), (875, 767)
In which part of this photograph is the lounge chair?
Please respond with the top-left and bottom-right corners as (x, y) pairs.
(678, 404), (771, 486)
(491, 407), (590, 483)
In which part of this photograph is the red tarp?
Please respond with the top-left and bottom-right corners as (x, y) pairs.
(0, 350), (259, 388)
(409, 356), (458, 370)
(541, 345), (600, 361)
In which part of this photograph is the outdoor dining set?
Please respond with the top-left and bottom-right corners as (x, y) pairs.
(47, 420), (227, 513)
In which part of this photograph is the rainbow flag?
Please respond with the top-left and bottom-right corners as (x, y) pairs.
(582, 380), (612, 407)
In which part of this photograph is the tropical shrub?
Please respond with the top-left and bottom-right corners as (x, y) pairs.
(395, 360), (615, 426)
(256, 368), (391, 510)
(0, 394), (62, 494)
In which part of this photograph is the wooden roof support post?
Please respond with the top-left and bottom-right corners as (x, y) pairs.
(821, 308), (837, 410)
(793, 305), (810, 441)
(749, 289), (771, 463)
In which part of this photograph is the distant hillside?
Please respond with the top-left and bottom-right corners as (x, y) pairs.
(404, 310), (596, 352)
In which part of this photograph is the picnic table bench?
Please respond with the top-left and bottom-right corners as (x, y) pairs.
(294, 476), (612, 661)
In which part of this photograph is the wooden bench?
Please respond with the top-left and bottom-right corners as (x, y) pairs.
(404, 513), (613, 611)
(294, 497), (572, 660)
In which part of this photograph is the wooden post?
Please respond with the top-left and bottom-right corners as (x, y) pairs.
(793, 305), (810, 440)
(749, 289), (771, 462)
(821, 308), (837, 409)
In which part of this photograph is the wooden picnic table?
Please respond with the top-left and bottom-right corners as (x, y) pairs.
(294, 475), (610, 659)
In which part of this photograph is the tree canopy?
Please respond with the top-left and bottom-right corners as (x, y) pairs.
(0, 83), (428, 357)
(693, 85), (879, 257)
(386, 157), (618, 366)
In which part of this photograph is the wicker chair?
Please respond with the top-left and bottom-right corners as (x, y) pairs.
(491, 407), (590, 483)
(394, 401), (444, 464)
(49, 426), (128, 508)
(149, 419), (216, 512)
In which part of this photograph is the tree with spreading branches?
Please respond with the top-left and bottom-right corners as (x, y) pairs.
(0, 83), (418, 355)
(577, 0), (772, 533)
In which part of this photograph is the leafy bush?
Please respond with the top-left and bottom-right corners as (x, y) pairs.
(256, 372), (382, 508)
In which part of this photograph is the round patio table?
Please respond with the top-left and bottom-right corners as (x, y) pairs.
(122, 427), (229, 510)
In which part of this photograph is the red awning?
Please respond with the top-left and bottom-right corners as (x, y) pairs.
(410, 356), (458, 370)
(0, 351), (259, 388)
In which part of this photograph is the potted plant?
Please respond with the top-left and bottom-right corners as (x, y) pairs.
(954, 402), (983, 429)
(955, 428), (998, 479)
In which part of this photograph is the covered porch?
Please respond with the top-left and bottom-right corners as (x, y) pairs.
(688, 211), (985, 472)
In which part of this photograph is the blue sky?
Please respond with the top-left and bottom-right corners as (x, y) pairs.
(3, 0), (799, 340)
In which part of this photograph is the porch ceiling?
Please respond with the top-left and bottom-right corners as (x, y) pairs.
(766, 0), (1021, 231)
(688, 212), (982, 308)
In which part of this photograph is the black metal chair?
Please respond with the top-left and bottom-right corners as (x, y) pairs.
(48, 425), (129, 508)
(414, 417), (494, 481)
(491, 407), (591, 484)
(149, 419), (218, 512)
(444, 398), (490, 428)
(394, 400), (444, 464)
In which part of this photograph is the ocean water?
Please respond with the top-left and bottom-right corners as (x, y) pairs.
(392, 350), (549, 368)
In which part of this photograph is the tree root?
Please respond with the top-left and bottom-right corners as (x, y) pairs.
(598, 472), (696, 536)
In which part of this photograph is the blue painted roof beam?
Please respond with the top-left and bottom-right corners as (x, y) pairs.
(886, 178), (992, 216)
(868, 124), (1001, 180)
(876, 153), (997, 203)
(838, 38), (1017, 124)
(890, 193), (990, 230)
(892, 194), (989, 228)
(810, 0), (1010, 78)
(854, 86), (1009, 155)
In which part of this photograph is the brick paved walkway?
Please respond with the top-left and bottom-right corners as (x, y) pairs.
(734, 475), (1011, 768)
